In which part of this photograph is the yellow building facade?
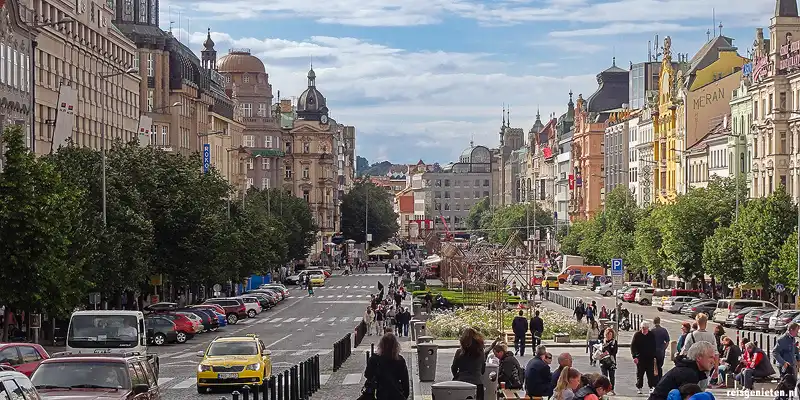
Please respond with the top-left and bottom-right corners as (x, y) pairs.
(654, 37), (682, 201)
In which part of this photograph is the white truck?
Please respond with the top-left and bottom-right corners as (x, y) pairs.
(561, 255), (585, 271)
(65, 310), (159, 374)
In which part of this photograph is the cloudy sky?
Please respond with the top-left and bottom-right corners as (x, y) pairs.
(160, 0), (774, 164)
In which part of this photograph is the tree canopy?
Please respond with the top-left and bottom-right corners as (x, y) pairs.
(340, 180), (399, 245)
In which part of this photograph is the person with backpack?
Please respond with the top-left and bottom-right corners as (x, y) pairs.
(585, 303), (595, 324)
(493, 343), (524, 390)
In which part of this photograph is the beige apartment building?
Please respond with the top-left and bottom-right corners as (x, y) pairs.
(217, 48), (283, 191)
(22, 0), (140, 154)
(0, 0), (33, 164)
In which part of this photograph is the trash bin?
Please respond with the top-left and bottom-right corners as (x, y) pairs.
(417, 335), (434, 344)
(417, 343), (438, 382)
(414, 321), (427, 339)
(431, 381), (477, 400)
(409, 319), (420, 341)
(412, 301), (422, 318)
(482, 363), (499, 400)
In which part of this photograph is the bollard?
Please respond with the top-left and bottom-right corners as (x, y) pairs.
(417, 343), (439, 382)
(371, 343), (375, 356)
(305, 359), (311, 398)
(314, 355), (320, 392)
(283, 370), (290, 400)
(293, 365), (300, 400)
(277, 374), (284, 400)
(232, 391), (241, 400)
(253, 384), (260, 400)
(270, 376), (277, 400)
(242, 385), (251, 400)
(300, 361), (306, 400)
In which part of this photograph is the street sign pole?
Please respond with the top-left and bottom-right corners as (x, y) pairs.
(777, 284), (786, 311)
(611, 259), (624, 336)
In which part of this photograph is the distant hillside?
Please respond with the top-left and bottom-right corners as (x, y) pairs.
(361, 161), (393, 177)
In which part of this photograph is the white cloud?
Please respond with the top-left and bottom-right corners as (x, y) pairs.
(548, 23), (699, 38)
(530, 39), (607, 54)
(172, 29), (595, 162)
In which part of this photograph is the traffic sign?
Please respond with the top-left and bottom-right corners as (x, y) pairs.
(612, 275), (624, 288)
(611, 259), (624, 276)
(777, 283), (786, 293)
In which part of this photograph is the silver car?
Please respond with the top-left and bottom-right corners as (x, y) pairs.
(662, 296), (697, 313)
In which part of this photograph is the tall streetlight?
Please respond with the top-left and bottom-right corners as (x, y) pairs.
(27, 17), (74, 152)
(99, 67), (138, 226)
(151, 102), (182, 113)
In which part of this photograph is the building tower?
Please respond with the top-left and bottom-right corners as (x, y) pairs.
(201, 28), (217, 70)
(529, 109), (544, 146)
(297, 66), (329, 121)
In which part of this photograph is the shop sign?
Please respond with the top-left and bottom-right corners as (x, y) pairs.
(753, 56), (773, 82)
(742, 63), (752, 76)
(780, 39), (800, 71)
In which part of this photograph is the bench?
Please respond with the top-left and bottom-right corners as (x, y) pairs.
(554, 333), (570, 343)
(732, 374), (778, 390)
(503, 330), (539, 346)
(499, 388), (539, 399)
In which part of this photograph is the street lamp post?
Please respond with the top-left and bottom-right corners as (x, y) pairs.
(99, 67), (138, 226)
(27, 17), (74, 152)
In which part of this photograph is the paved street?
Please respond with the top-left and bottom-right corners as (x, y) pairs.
(154, 270), (394, 400)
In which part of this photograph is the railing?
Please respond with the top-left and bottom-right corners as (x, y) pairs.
(332, 333), (352, 371)
(353, 321), (367, 348)
(227, 355), (319, 400)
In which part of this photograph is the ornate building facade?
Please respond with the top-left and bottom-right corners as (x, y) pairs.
(0, 0), (32, 167)
(25, 0), (139, 154)
(217, 48), (282, 191)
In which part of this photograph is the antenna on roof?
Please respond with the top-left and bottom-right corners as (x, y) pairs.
(178, 11), (182, 42)
(648, 40), (652, 61)
(712, 8), (716, 37)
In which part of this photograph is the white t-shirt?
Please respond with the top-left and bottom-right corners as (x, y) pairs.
(681, 329), (718, 355)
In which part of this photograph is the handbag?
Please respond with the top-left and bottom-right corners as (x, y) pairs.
(358, 356), (380, 400)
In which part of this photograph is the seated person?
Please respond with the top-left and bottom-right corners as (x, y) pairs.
(736, 341), (775, 389)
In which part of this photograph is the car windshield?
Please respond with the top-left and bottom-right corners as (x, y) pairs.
(67, 315), (139, 348)
(207, 341), (258, 356)
(32, 362), (131, 390)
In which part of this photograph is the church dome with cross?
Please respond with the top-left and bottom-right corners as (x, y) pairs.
(297, 66), (328, 121)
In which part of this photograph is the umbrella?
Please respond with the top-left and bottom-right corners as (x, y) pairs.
(369, 249), (390, 256)
(382, 243), (402, 251)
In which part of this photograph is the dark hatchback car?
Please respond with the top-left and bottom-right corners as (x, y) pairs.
(244, 292), (275, 310)
(202, 298), (248, 325)
(32, 353), (161, 400)
(250, 289), (281, 304)
(680, 299), (717, 319)
(144, 317), (179, 346)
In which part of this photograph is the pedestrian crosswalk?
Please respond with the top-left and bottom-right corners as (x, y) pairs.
(311, 294), (372, 298)
(297, 285), (375, 290)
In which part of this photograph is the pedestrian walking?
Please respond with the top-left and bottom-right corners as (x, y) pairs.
(631, 321), (658, 394)
(525, 345), (554, 398)
(649, 341), (715, 400)
(771, 322), (800, 377)
(597, 328), (618, 394)
(363, 307), (376, 336)
(307, 282), (314, 297)
(574, 300), (586, 323)
(652, 317), (671, 382)
(530, 310), (544, 347)
(676, 322), (692, 357)
(362, 333), (410, 400)
(512, 310), (529, 357)
(400, 307), (411, 337)
(586, 321), (601, 366)
(375, 307), (385, 335)
(451, 328), (494, 400)
(585, 303), (595, 324)
(681, 314), (717, 356)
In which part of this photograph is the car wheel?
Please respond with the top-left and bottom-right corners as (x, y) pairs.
(558, 279), (566, 284)
(248, 309), (257, 318)
(605, 291), (612, 296)
(176, 331), (188, 344)
(153, 333), (166, 346)
(227, 313), (239, 324)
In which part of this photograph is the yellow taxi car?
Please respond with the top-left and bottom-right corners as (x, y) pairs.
(196, 334), (272, 393)
(541, 275), (560, 290)
(308, 270), (326, 287)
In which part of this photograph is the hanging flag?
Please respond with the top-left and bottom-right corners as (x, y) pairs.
(52, 85), (78, 149)
(568, 174), (575, 190)
(542, 147), (552, 158)
(137, 115), (153, 148)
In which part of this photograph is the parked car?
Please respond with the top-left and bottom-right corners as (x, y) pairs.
(680, 299), (717, 318)
(259, 284), (289, 299)
(569, 273), (588, 285)
(177, 308), (219, 332)
(541, 276), (559, 290)
(147, 314), (196, 343)
(755, 310), (776, 332)
(144, 316), (180, 345)
(143, 302), (179, 314)
(32, 352), (161, 400)
(0, 343), (50, 377)
(586, 275), (611, 292)
(635, 288), (656, 305)
(243, 292), (276, 310)
(191, 305), (228, 327)
(652, 289), (703, 309)
(775, 310), (800, 332)
(0, 369), (41, 400)
(622, 288), (639, 302)
(662, 296), (696, 313)
(729, 307), (767, 329)
(714, 299), (776, 325)
(203, 298), (249, 325)
(238, 296), (263, 318)
(742, 308), (775, 330)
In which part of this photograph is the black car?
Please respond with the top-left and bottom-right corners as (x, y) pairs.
(245, 292), (276, 309)
(681, 299), (717, 318)
(144, 316), (179, 346)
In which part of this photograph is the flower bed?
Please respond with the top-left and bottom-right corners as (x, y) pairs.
(426, 306), (588, 340)
(412, 289), (523, 306)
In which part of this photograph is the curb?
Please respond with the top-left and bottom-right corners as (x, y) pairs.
(409, 342), (632, 349)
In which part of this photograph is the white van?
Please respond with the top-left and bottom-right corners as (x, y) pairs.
(595, 281), (649, 297)
(634, 287), (656, 305)
(713, 299), (777, 324)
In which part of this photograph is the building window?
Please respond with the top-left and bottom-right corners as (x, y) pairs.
(0, 44), (5, 85)
(123, 0), (133, 20)
(149, 125), (157, 145)
(243, 135), (255, 147)
(161, 126), (168, 146)
(247, 158), (253, 170)
(285, 166), (292, 179)
(302, 166), (310, 179)
(781, 132), (787, 154)
(264, 136), (273, 148)
(147, 89), (154, 112)
(138, 0), (147, 22)
(303, 190), (310, 202)
(149, 0), (157, 24)
(242, 103), (252, 117)
(147, 53), (154, 77)
(258, 103), (267, 117)
(12, 49), (17, 89)
(262, 178), (270, 189)
(243, 75), (250, 83)
(247, 178), (253, 189)
(133, 52), (139, 73)
(262, 158), (270, 170)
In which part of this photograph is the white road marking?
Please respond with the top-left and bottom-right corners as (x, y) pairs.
(298, 317), (309, 322)
(342, 373), (362, 385)
(320, 375), (331, 385)
(337, 295), (344, 298)
(340, 317), (349, 322)
(271, 317), (283, 323)
(283, 318), (296, 322)
(257, 318), (270, 324)
(171, 378), (196, 389)
(157, 377), (174, 386)
(327, 317), (337, 322)
(174, 352), (198, 359)
(345, 286), (351, 289)
(266, 334), (292, 348)
(311, 317), (321, 322)
(346, 295), (353, 298)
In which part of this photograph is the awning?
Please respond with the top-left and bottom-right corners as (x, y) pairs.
(369, 250), (390, 256)
(382, 243), (402, 251)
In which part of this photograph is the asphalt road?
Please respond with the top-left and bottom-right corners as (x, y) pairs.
(156, 269), (392, 400)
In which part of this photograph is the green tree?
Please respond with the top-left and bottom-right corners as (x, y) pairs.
(558, 219), (589, 255)
(735, 188), (796, 297)
(0, 126), (88, 339)
(630, 206), (666, 275)
(340, 180), (399, 245)
(488, 203), (553, 244)
(577, 216), (606, 265)
(599, 186), (638, 264)
(772, 231), (799, 293)
(702, 226), (744, 285)
(466, 197), (491, 231)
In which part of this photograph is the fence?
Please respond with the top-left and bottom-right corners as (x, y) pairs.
(547, 292), (644, 330)
(332, 333), (352, 371)
(353, 321), (367, 347)
(226, 355), (319, 400)
(735, 329), (780, 357)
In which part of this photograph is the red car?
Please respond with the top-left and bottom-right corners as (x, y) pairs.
(623, 288), (639, 302)
(0, 343), (50, 376)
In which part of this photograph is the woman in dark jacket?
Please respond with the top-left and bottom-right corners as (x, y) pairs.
(598, 328), (618, 394)
(364, 333), (410, 400)
(492, 342), (524, 389)
(451, 328), (496, 400)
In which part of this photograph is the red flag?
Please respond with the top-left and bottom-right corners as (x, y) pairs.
(568, 174), (575, 190)
(543, 147), (552, 158)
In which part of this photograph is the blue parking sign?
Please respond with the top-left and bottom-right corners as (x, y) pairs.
(611, 259), (623, 276)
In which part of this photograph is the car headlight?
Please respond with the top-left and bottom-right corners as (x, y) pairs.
(245, 363), (261, 371)
(198, 364), (212, 372)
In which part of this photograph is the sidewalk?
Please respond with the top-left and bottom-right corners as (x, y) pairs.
(543, 295), (636, 346)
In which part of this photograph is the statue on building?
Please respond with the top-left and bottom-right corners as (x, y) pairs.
(663, 36), (672, 61)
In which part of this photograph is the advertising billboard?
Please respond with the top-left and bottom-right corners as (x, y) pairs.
(685, 70), (742, 147)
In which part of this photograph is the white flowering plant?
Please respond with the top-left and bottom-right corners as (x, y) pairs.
(426, 306), (588, 340)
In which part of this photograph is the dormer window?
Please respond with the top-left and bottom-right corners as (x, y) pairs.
(243, 75), (250, 83)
